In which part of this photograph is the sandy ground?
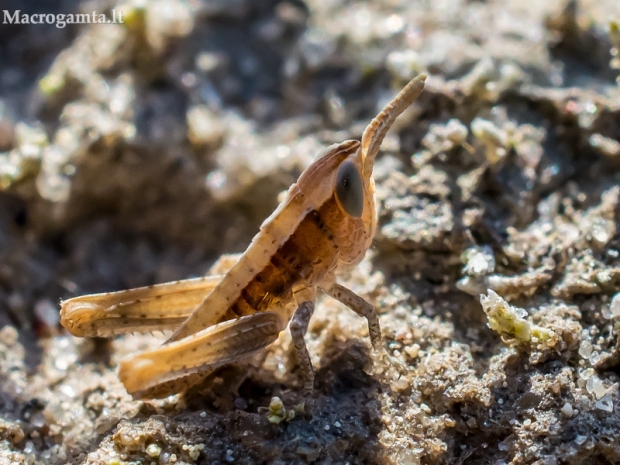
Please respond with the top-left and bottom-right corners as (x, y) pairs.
(1, 0), (620, 463)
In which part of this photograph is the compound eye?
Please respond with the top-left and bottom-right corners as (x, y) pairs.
(335, 161), (364, 218)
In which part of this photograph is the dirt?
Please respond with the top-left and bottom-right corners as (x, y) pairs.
(1, 0), (620, 463)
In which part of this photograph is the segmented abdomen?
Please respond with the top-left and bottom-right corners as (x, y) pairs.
(224, 195), (343, 319)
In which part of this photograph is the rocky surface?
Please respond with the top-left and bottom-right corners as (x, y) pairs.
(1, 0), (620, 463)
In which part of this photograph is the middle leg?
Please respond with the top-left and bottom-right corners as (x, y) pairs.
(289, 287), (317, 394)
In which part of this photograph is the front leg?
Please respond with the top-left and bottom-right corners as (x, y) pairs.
(322, 283), (406, 374)
(322, 283), (382, 349)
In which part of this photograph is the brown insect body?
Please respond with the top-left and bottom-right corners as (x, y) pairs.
(168, 139), (367, 341)
(60, 74), (427, 398)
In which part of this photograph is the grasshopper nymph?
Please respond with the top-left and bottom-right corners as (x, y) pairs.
(60, 74), (427, 399)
